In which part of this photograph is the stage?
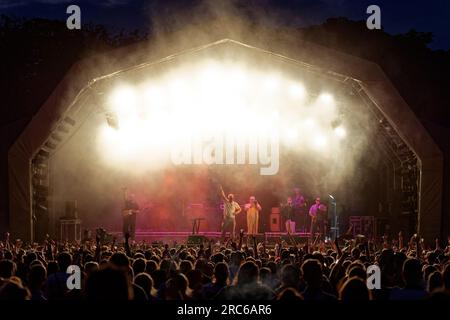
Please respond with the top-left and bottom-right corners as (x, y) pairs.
(109, 230), (313, 244)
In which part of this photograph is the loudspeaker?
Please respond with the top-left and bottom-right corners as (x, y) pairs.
(270, 213), (280, 232)
(187, 235), (206, 246)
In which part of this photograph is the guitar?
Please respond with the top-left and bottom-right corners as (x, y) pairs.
(121, 187), (148, 217)
(122, 208), (139, 217)
(310, 204), (327, 223)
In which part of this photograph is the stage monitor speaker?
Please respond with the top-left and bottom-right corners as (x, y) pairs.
(279, 235), (306, 245)
(270, 212), (280, 232)
(187, 235), (206, 246)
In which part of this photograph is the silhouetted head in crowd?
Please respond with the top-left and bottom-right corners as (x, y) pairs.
(276, 287), (303, 300)
(160, 259), (178, 278)
(24, 252), (37, 265)
(427, 289), (450, 301)
(280, 264), (300, 288)
(444, 264), (450, 290)
(134, 272), (154, 297)
(146, 260), (158, 275)
(186, 269), (202, 290)
(301, 259), (323, 289)
(0, 260), (16, 278)
(423, 264), (437, 282)
(260, 267), (272, 287)
(180, 260), (193, 275)
(230, 251), (244, 266)
(47, 261), (58, 275)
(85, 267), (131, 300)
(84, 261), (99, 277)
(348, 265), (367, 281)
(132, 258), (146, 275)
(428, 271), (443, 292)
(56, 252), (72, 272)
(0, 279), (30, 300)
(28, 264), (47, 290)
(402, 258), (423, 288)
(151, 269), (166, 290)
(339, 277), (372, 301)
(165, 274), (189, 300)
(236, 261), (258, 286)
(213, 262), (229, 285)
(109, 252), (130, 269)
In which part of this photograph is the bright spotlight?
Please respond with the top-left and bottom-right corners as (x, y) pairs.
(109, 86), (137, 109)
(318, 93), (334, 105)
(312, 135), (328, 150)
(334, 126), (347, 139)
(288, 83), (306, 99)
(263, 75), (281, 91)
(304, 118), (316, 128)
(284, 127), (299, 142)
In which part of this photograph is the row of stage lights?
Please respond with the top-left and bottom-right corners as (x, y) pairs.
(100, 61), (348, 166)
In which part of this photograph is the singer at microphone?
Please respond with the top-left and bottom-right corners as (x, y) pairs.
(244, 196), (262, 236)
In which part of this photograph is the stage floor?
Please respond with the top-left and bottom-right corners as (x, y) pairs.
(110, 230), (313, 244)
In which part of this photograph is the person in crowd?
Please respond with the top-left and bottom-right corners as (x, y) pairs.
(202, 262), (229, 300)
(28, 264), (47, 301)
(301, 259), (337, 301)
(339, 276), (372, 301)
(389, 258), (428, 300)
(218, 261), (274, 300)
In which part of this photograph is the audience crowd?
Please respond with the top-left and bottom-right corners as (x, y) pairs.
(1, 230), (450, 301)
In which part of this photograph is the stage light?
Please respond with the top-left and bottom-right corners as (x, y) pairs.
(284, 127), (299, 142)
(312, 135), (328, 150)
(288, 83), (306, 100)
(334, 126), (347, 139)
(318, 93), (334, 105)
(263, 74), (281, 92)
(303, 118), (316, 128)
(99, 60), (346, 173)
(109, 85), (137, 117)
(144, 85), (164, 106)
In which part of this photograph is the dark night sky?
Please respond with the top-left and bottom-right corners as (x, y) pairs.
(1, 0), (449, 50)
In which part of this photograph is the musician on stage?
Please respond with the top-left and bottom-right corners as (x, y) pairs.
(293, 187), (306, 232)
(281, 197), (295, 234)
(122, 189), (139, 241)
(220, 186), (241, 241)
(309, 197), (326, 238)
(244, 196), (262, 236)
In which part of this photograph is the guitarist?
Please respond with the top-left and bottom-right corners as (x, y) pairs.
(309, 197), (323, 238)
(122, 188), (140, 241)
